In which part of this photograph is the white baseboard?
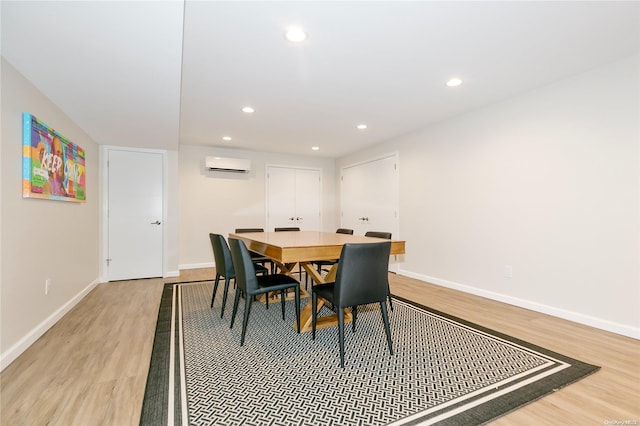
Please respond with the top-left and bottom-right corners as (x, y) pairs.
(164, 270), (180, 278)
(0, 277), (101, 372)
(179, 262), (214, 270)
(397, 269), (640, 340)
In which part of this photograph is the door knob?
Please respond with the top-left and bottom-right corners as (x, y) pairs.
(151, 220), (161, 225)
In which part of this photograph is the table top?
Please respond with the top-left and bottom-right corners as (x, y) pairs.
(229, 231), (405, 263)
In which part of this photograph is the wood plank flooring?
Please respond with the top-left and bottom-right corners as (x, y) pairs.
(1, 269), (638, 425)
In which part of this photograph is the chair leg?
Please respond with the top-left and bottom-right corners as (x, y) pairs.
(230, 289), (241, 329)
(352, 306), (357, 332)
(220, 277), (232, 318)
(280, 289), (286, 320)
(380, 302), (394, 355)
(210, 274), (221, 308)
(387, 286), (393, 311)
(294, 286), (300, 333)
(311, 292), (317, 340)
(240, 297), (253, 346)
(338, 308), (345, 368)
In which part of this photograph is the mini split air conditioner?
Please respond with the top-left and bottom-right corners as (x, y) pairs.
(205, 156), (251, 173)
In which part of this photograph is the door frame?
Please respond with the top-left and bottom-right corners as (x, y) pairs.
(340, 152), (400, 271)
(99, 145), (168, 282)
(265, 164), (323, 232)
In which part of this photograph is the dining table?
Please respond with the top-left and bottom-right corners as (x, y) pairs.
(229, 230), (406, 333)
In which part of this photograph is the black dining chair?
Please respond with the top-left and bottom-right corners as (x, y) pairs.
(365, 231), (394, 311)
(364, 231), (392, 240)
(235, 228), (265, 233)
(311, 241), (393, 368)
(209, 233), (268, 317)
(235, 228), (273, 273)
(229, 238), (301, 346)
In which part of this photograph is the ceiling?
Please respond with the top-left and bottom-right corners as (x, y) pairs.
(2, 1), (639, 158)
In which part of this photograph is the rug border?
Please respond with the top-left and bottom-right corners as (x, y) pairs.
(140, 281), (214, 425)
(139, 283), (175, 426)
(140, 282), (600, 426)
(389, 294), (600, 425)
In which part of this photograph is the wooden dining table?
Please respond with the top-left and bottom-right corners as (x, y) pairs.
(229, 230), (406, 333)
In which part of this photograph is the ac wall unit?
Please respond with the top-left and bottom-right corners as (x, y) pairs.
(205, 156), (251, 173)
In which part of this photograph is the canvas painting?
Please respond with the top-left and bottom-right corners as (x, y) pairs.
(22, 113), (86, 202)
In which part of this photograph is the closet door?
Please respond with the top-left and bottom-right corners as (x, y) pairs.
(266, 166), (321, 231)
(341, 154), (399, 270)
(294, 168), (321, 230)
(266, 167), (297, 230)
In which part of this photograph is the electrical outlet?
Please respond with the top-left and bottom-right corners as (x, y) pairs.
(45, 279), (51, 295)
(504, 265), (513, 278)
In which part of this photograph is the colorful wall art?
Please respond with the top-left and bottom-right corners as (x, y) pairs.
(22, 113), (86, 202)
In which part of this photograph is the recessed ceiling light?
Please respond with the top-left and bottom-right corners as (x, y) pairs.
(357, 124), (368, 130)
(446, 78), (462, 87)
(285, 26), (307, 43)
(241, 106), (254, 113)
(311, 146), (319, 151)
(222, 136), (232, 141)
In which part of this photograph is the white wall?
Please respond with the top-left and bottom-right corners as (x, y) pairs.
(178, 145), (336, 268)
(1, 59), (100, 368)
(338, 55), (640, 338)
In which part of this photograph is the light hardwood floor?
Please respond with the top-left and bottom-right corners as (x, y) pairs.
(1, 269), (638, 425)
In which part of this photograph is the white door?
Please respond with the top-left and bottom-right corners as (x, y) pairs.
(107, 149), (164, 280)
(294, 168), (321, 230)
(341, 154), (399, 269)
(267, 166), (321, 231)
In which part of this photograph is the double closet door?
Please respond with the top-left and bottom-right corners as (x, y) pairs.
(266, 166), (321, 231)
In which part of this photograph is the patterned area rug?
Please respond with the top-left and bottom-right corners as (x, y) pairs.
(140, 281), (598, 425)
